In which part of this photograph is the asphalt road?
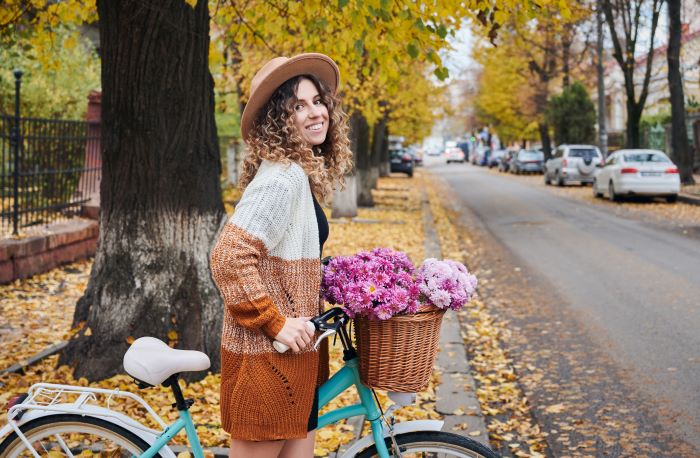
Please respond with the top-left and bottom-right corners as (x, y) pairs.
(426, 158), (700, 454)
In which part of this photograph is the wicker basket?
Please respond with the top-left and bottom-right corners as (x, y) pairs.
(353, 306), (446, 392)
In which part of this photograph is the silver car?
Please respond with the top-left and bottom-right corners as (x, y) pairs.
(544, 144), (603, 186)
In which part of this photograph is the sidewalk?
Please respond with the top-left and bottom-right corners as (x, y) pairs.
(422, 188), (489, 446)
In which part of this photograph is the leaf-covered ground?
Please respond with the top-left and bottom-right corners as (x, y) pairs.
(0, 173), (443, 457)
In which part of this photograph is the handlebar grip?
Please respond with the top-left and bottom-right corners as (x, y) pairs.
(273, 321), (316, 353)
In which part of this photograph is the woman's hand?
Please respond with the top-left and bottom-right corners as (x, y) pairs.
(274, 317), (315, 353)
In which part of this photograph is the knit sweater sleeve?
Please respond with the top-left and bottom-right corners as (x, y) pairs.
(211, 171), (298, 339)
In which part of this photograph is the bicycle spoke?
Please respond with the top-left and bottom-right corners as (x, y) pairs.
(54, 434), (75, 458)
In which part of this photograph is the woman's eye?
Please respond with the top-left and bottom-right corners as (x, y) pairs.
(295, 104), (304, 111)
(314, 99), (322, 105)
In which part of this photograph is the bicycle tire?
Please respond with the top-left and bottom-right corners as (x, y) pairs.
(356, 430), (501, 458)
(0, 414), (162, 457)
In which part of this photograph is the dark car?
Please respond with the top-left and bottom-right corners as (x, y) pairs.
(510, 149), (545, 174)
(390, 149), (414, 177)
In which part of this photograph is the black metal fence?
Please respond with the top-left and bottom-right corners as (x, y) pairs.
(1, 73), (100, 236)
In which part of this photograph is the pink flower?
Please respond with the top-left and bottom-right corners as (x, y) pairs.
(416, 258), (478, 311)
(321, 248), (419, 320)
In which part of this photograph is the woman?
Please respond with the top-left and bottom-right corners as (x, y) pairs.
(210, 53), (352, 458)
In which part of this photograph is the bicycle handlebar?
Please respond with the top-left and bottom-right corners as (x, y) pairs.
(273, 307), (348, 353)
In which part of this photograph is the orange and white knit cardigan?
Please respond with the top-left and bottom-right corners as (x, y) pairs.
(210, 160), (328, 441)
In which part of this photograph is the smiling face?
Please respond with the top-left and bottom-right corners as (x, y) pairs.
(292, 77), (330, 146)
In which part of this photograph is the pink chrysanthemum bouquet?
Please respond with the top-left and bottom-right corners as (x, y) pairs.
(321, 248), (420, 320)
(416, 258), (478, 310)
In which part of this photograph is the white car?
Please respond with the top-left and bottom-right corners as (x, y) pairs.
(445, 147), (465, 163)
(592, 149), (680, 202)
(545, 144), (603, 186)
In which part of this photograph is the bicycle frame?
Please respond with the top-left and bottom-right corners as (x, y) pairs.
(135, 354), (391, 458)
(139, 409), (203, 458)
(318, 356), (391, 458)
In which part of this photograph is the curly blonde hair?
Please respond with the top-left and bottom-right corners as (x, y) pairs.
(239, 74), (353, 204)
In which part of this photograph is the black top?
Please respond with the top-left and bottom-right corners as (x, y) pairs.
(312, 194), (329, 256)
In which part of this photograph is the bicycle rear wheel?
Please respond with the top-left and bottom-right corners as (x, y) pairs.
(0, 414), (158, 457)
(356, 430), (500, 458)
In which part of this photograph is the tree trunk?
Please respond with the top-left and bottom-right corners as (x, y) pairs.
(603, 0), (663, 151)
(538, 123), (552, 160)
(562, 35), (572, 88)
(370, 115), (387, 187)
(60, 0), (225, 380)
(667, 0), (695, 184)
(351, 111), (373, 207)
(626, 99), (642, 148)
(378, 120), (390, 177)
(331, 174), (358, 218)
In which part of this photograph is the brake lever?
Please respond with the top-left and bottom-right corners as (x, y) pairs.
(314, 329), (336, 350)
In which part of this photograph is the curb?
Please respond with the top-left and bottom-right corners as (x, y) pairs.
(421, 193), (490, 447)
(679, 192), (700, 206)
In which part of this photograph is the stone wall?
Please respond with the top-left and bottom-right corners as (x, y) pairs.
(0, 220), (98, 284)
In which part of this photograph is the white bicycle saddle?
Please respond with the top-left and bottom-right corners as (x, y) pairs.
(123, 337), (211, 386)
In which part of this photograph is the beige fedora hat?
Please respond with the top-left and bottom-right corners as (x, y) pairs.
(240, 53), (340, 141)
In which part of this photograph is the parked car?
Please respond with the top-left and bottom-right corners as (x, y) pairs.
(390, 149), (414, 177)
(510, 149), (545, 174)
(488, 149), (507, 168)
(592, 149), (680, 202)
(445, 147), (466, 163)
(544, 144), (603, 186)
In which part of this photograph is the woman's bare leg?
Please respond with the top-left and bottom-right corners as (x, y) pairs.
(229, 439), (285, 458)
(278, 430), (316, 458)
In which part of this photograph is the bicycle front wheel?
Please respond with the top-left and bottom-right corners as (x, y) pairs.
(0, 414), (158, 457)
(356, 431), (501, 458)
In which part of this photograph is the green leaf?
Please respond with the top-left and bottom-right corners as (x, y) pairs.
(338, 0), (349, 7)
(437, 24), (448, 39)
(427, 50), (440, 64)
(354, 39), (364, 55)
(434, 66), (449, 81)
(414, 18), (425, 30)
(407, 43), (419, 59)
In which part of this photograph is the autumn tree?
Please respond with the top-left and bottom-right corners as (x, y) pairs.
(0, 25), (100, 118)
(473, 34), (539, 146)
(602, 0), (664, 148)
(54, 0), (225, 379)
(472, 4), (593, 157)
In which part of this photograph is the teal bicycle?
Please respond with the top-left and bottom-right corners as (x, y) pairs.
(0, 307), (499, 457)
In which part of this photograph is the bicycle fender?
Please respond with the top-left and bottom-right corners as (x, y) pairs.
(0, 405), (177, 458)
(338, 419), (444, 458)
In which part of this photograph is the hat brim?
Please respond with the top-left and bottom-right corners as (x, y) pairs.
(240, 53), (340, 141)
